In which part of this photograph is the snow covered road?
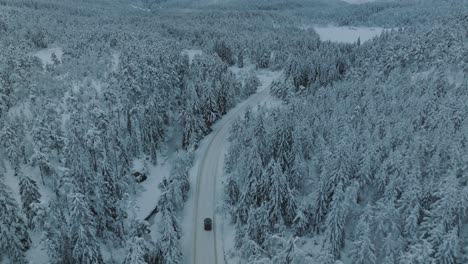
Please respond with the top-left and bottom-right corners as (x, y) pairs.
(190, 69), (282, 264)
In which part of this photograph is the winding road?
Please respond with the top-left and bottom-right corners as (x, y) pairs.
(191, 71), (281, 264)
(191, 69), (282, 264)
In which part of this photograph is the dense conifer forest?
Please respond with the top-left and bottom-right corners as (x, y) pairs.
(0, 0), (467, 263)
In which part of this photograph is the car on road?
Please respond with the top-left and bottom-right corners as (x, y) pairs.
(204, 218), (212, 231)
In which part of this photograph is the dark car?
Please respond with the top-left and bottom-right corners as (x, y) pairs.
(204, 218), (212, 231)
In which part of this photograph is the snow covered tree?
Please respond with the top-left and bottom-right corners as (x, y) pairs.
(323, 182), (346, 258)
(182, 82), (207, 149)
(225, 177), (240, 208)
(238, 49), (244, 68)
(43, 199), (73, 264)
(18, 172), (41, 228)
(266, 161), (297, 227)
(270, 79), (295, 102)
(30, 149), (53, 185)
(234, 222), (247, 249)
(141, 94), (167, 163)
(158, 210), (182, 264)
(0, 119), (23, 171)
(350, 213), (376, 264)
(169, 151), (193, 202)
(247, 205), (270, 245)
(123, 236), (148, 264)
(243, 73), (260, 97)
(101, 163), (126, 241)
(293, 203), (311, 236)
(68, 192), (104, 264)
(288, 152), (308, 193)
(213, 39), (234, 65)
(0, 180), (30, 264)
(272, 237), (313, 264)
(400, 239), (435, 264)
(312, 176), (332, 230)
(435, 228), (459, 264)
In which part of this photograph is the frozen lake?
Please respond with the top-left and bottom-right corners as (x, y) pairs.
(301, 25), (385, 44)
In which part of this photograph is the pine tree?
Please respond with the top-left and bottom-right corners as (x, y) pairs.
(69, 192), (104, 264)
(169, 151), (192, 202)
(234, 222), (247, 249)
(266, 161), (297, 227)
(324, 182), (346, 258)
(317, 250), (337, 264)
(400, 239), (435, 264)
(381, 234), (399, 264)
(435, 228), (458, 264)
(213, 39), (234, 65)
(0, 120), (22, 171)
(158, 210), (182, 264)
(182, 82), (207, 149)
(350, 213), (376, 264)
(101, 163), (126, 241)
(18, 172), (42, 228)
(30, 149), (53, 185)
(289, 153), (308, 193)
(243, 73), (260, 97)
(43, 200), (72, 264)
(0, 180), (30, 263)
(123, 237), (148, 264)
(272, 237), (312, 264)
(225, 177), (240, 208)
(312, 176), (332, 229)
(247, 205), (270, 245)
(293, 203), (310, 236)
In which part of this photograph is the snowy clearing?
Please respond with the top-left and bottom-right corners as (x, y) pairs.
(181, 49), (203, 64)
(301, 25), (385, 43)
(33, 47), (63, 68)
(111, 52), (120, 72)
(129, 4), (150, 12)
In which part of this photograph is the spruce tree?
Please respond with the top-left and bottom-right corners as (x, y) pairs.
(68, 192), (104, 264)
(123, 237), (148, 264)
(158, 210), (182, 264)
(324, 182), (346, 258)
(350, 212), (376, 264)
(0, 180), (30, 263)
(18, 172), (41, 228)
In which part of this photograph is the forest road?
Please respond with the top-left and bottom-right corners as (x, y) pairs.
(191, 69), (282, 264)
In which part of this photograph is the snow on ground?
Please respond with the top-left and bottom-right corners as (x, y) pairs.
(181, 49), (203, 64)
(229, 62), (256, 80)
(129, 4), (150, 12)
(412, 68), (465, 88)
(301, 25), (385, 43)
(91, 80), (103, 96)
(131, 157), (168, 221)
(2, 162), (21, 202)
(34, 47), (63, 68)
(2, 162), (53, 209)
(25, 235), (50, 264)
(111, 52), (120, 73)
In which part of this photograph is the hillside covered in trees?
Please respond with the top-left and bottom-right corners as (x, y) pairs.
(0, 0), (467, 263)
(225, 8), (468, 264)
